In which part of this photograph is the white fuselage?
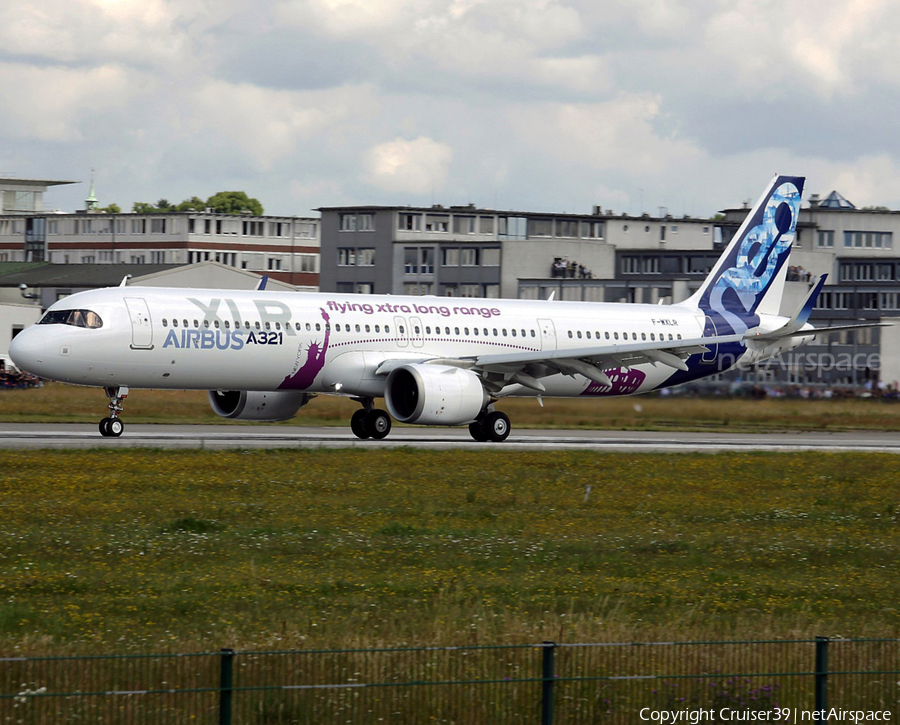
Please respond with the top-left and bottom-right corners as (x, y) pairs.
(12, 286), (718, 399)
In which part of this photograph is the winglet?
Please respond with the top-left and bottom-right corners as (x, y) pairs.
(119, 275), (132, 287)
(255, 275), (269, 291)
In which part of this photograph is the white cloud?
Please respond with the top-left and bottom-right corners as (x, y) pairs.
(363, 136), (453, 194)
(0, 62), (139, 142)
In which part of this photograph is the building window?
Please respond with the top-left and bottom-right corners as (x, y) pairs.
(479, 216), (494, 234)
(404, 282), (433, 295)
(300, 255), (317, 273)
(498, 216), (526, 240)
(484, 284), (500, 298)
(580, 221), (604, 239)
(844, 231), (892, 248)
(151, 251), (166, 264)
(398, 213), (421, 231)
(556, 220), (578, 238)
(879, 292), (899, 310)
(151, 218), (166, 234)
(358, 248), (375, 266)
(358, 214), (374, 231)
(482, 248), (500, 266)
(877, 264), (894, 281)
(404, 247), (418, 274)
(622, 256), (640, 274)
(528, 219), (553, 237)
(817, 230), (834, 248)
(340, 214), (357, 231)
(295, 222), (315, 238)
(338, 248), (356, 266)
(425, 214), (449, 232)
(459, 284), (481, 297)
(421, 248), (435, 274)
(460, 248), (479, 266)
(442, 248), (459, 266)
(356, 283), (373, 294)
(453, 216), (476, 234)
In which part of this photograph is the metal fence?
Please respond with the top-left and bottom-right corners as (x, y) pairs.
(2, 638), (897, 723)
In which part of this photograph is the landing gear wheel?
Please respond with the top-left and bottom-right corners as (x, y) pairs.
(99, 417), (112, 437)
(350, 409), (370, 440)
(107, 418), (124, 437)
(482, 411), (511, 442)
(366, 410), (392, 440)
(468, 420), (488, 442)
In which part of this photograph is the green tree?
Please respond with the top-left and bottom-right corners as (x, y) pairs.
(99, 203), (121, 214)
(177, 196), (207, 212)
(206, 191), (264, 216)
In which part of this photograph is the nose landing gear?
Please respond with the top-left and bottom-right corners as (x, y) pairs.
(99, 386), (128, 437)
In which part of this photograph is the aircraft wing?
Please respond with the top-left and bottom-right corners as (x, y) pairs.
(373, 334), (743, 392)
(467, 334), (744, 391)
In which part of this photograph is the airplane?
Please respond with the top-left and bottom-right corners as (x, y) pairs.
(8, 174), (881, 441)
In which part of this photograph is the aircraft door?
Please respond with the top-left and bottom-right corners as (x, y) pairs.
(394, 316), (409, 348)
(701, 315), (718, 364)
(537, 318), (556, 352)
(410, 316), (424, 348)
(124, 297), (154, 350)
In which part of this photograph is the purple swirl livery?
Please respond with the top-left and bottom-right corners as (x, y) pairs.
(280, 309), (330, 390)
(581, 367), (647, 396)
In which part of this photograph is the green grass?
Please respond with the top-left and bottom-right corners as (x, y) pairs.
(0, 449), (897, 655)
(2, 381), (900, 431)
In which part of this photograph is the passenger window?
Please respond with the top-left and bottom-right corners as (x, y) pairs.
(586, 331), (591, 339)
(415, 326), (421, 334)
(306, 323), (311, 331)
(162, 318), (168, 327)
(605, 332), (610, 339)
(385, 325), (390, 333)
(204, 320), (210, 328)
(464, 327), (469, 335)
(511, 329), (517, 337)
(357, 324), (362, 332)
(255, 321), (261, 329)
(365, 325), (371, 333)
(613, 332), (619, 340)
(568, 331), (573, 338)
(641, 332), (646, 340)
(576, 331), (582, 339)
(315, 323), (321, 331)
(224, 321), (230, 329)
(632, 332), (637, 340)
(473, 327), (479, 336)
(531, 330), (536, 337)
(400, 326), (405, 334)
(454, 327), (460, 335)
(493, 329), (498, 336)
(173, 319), (179, 327)
(295, 323), (301, 330)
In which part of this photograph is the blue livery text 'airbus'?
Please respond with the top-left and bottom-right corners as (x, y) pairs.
(9, 175), (877, 441)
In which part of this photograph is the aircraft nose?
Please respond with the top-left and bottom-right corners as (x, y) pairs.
(9, 326), (47, 373)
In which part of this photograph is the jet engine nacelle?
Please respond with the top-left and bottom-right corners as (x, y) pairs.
(208, 390), (313, 421)
(385, 364), (488, 425)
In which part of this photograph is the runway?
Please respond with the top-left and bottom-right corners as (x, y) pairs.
(1, 422), (899, 452)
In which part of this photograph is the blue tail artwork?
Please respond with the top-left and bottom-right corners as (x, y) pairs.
(691, 175), (805, 336)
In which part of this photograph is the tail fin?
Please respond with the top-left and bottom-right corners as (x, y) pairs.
(684, 174), (804, 334)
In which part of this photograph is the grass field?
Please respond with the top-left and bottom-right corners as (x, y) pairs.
(1, 448), (897, 655)
(2, 381), (900, 431)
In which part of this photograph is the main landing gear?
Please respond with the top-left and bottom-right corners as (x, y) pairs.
(99, 386), (128, 438)
(350, 397), (392, 440)
(468, 409), (511, 443)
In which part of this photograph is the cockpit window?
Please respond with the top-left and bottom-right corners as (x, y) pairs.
(39, 309), (104, 329)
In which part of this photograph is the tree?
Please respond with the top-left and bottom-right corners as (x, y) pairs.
(177, 196), (207, 212)
(99, 203), (121, 214)
(131, 191), (264, 215)
(206, 191), (264, 216)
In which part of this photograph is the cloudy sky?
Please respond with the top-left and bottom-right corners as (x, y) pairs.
(2, 0), (898, 218)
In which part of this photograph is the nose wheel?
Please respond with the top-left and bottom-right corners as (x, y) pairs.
(99, 386), (128, 437)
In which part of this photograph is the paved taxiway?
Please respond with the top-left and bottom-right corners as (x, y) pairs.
(1, 423), (898, 452)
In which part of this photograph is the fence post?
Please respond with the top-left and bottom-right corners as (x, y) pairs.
(541, 641), (556, 725)
(815, 636), (828, 715)
(219, 648), (235, 725)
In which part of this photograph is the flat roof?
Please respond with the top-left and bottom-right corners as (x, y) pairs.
(0, 178), (78, 187)
(0, 263), (181, 288)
